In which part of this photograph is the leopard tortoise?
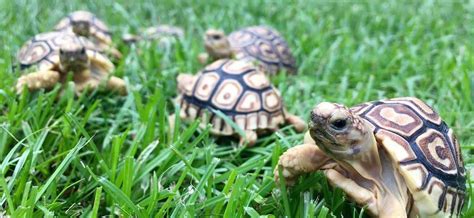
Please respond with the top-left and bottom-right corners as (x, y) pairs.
(275, 97), (466, 217)
(54, 10), (122, 59)
(122, 24), (184, 44)
(198, 26), (297, 75)
(16, 31), (126, 96)
(171, 59), (305, 145)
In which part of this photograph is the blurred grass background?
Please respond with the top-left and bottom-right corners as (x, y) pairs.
(0, 0), (473, 217)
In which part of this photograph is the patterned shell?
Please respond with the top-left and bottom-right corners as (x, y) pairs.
(54, 10), (112, 44)
(351, 97), (466, 217)
(228, 26), (297, 75)
(141, 25), (184, 40)
(178, 59), (287, 135)
(18, 31), (100, 71)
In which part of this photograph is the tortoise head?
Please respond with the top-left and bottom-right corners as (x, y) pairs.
(71, 20), (91, 37)
(59, 43), (89, 72)
(204, 29), (232, 59)
(176, 73), (196, 95)
(309, 102), (375, 160)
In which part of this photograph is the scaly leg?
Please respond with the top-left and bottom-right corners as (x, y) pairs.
(324, 168), (379, 216)
(197, 53), (209, 65)
(74, 78), (100, 95)
(323, 169), (407, 218)
(274, 143), (332, 186)
(285, 113), (306, 132)
(239, 130), (258, 147)
(16, 70), (60, 94)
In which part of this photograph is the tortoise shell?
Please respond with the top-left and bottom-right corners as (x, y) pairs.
(54, 10), (112, 45)
(178, 59), (287, 135)
(228, 26), (297, 75)
(141, 25), (184, 40)
(17, 31), (101, 71)
(351, 97), (466, 216)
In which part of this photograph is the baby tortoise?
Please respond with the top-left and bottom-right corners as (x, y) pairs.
(275, 97), (466, 217)
(198, 26), (297, 75)
(16, 31), (126, 96)
(55, 10), (122, 59)
(122, 25), (184, 44)
(171, 59), (305, 146)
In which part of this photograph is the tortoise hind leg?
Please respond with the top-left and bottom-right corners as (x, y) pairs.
(285, 113), (306, 132)
(106, 76), (127, 96)
(15, 70), (60, 94)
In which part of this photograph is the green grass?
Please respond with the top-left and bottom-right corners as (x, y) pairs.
(0, 0), (473, 217)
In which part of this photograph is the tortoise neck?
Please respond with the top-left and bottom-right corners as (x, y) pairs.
(59, 60), (90, 74)
(346, 135), (383, 182)
(72, 69), (91, 82)
(343, 138), (410, 217)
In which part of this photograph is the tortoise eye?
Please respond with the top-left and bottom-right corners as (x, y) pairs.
(212, 35), (221, 40)
(330, 119), (347, 130)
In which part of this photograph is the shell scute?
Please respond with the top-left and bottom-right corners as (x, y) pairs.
(357, 98), (466, 217)
(228, 26), (297, 75)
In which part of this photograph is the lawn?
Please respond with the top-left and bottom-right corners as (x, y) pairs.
(0, 0), (473, 217)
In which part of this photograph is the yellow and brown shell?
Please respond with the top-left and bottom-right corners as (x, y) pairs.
(352, 97), (466, 217)
(141, 25), (184, 40)
(54, 10), (112, 45)
(18, 31), (97, 70)
(177, 59), (287, 135)
(17, 31), (112, 75)
(228, 26), (297, 75)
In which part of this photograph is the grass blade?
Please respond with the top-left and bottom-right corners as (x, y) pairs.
(35, 137), (88, 203)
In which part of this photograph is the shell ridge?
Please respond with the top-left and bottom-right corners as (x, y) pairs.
(235, 27), (295, 73)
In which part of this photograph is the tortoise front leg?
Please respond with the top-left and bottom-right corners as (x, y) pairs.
(323, 168), (408, 218)
(239, 130), (258, 147)
(74, 75), (100, 95)
(285, 113), (306, 132)
(197, 53), (210, 65)
(323, 168), (380, 216)
(15, 70), (60, 94)
(274, 143), (332, 186)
